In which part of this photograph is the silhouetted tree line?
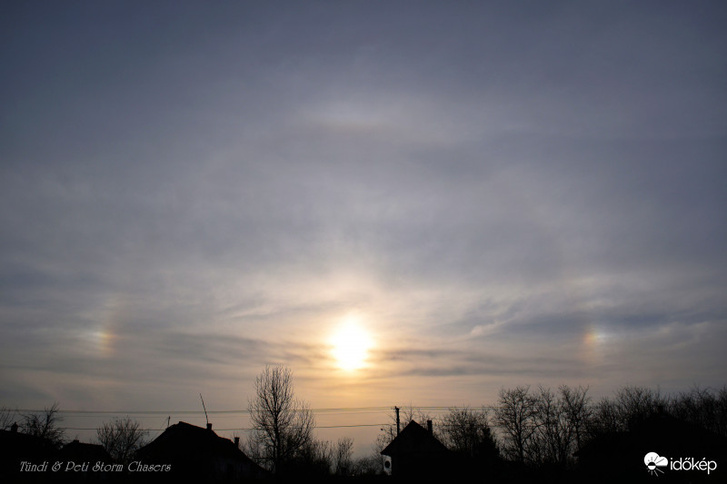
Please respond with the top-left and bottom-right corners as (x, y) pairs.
(369, 384), (727, 482)
(494, 385), (591, 467)
(3, 382), (726, 482)
(490, 383), (727, 483)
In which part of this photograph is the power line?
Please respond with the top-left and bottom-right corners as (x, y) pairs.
(56, 423), (389, 432)
(10, 405), (500, 435)
(14, 405), (497, 414)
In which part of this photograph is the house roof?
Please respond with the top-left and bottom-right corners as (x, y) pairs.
(58, 440), (112, 462)
(0, 428), (56, 458)
(137, 421), (256, 464)
(381, 420), (450, 456)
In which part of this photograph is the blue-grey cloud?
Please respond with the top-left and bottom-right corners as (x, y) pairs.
(1, 1), (726, 414)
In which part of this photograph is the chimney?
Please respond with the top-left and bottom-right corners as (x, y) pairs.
(427, 420), (433, 435)
(395, 407), (400, 436)
(234, 437), (240, 447)
(11, 422), (18, 433)
(206, 423), (213, 431)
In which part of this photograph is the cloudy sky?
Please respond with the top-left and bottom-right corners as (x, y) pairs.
(2, 0), (726, 438)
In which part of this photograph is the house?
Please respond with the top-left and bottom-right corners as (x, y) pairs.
(54, 440), (115, 483)
(0, 423), (57, 482)
(135, 421), (268, 482)
(57, 439), (113, 464)
(380, 420), (451, 479)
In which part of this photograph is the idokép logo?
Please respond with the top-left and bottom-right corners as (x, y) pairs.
(644, 451), (718, 477)
(644, 452), (668, 476)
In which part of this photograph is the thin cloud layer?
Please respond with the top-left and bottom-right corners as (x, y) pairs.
(1, 1), (726, 415)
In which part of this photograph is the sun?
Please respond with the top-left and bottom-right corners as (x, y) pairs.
(330, 319), (373, 371)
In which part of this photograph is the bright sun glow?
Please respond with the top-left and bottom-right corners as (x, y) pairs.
(330, 320), (373, 371)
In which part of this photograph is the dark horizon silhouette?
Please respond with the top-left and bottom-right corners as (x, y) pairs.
(2, 382), (726, 482)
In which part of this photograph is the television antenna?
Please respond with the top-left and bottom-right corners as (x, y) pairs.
(200, 393), (209, 427)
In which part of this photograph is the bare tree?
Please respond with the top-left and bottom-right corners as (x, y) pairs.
(668, 384), (727, 438)
(587, 395), (621, 437)
(495, 385), (592, 467)
(351, 453), (384, 476)
(96, 417), (148, 464)
(247, 365), (315, 474)
(531, 385), (570, 465)
(21, 402), (65, 448)
(495, 386), (538, 463)
(560, 385), (591, 454)
(615, 385), (667, 428)
(332, 437), (354, 476)
(440, 406), (499, 460)
(714, 385), (727, 438)
(290, 438), (332, 477)
(0, 406), (17, 430)
(589, 385), (667, 436)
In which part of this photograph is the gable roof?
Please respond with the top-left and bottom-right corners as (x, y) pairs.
(0, 428), (56, 458)
(381, 420), (449, 456)
(58, 440), (112, 462)
(136, 421), (269, 481)
(0, 428), (58, 478)
(137, 421), (255, 464)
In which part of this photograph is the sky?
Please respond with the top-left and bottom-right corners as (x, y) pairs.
(1, 0), (726, 452)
